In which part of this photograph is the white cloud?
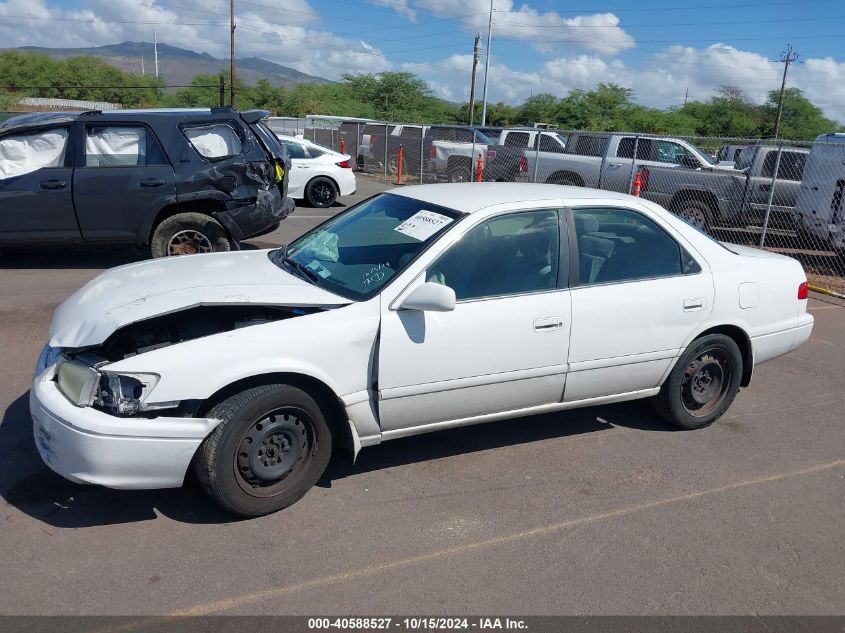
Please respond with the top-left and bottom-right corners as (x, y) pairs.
(414, 0), (635, 56)
(367, 0), (416, 22)
(406, 45), (845, 124)
(0, 0), (390, 80)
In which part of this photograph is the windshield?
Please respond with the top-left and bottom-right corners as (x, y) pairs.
(734, 147), (756, 171)
(269, 193), (463, 301)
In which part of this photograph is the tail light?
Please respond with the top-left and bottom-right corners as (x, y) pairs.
(430, 145), (436, 159)
(640, 167), (650, 191)
(519, 156), (528, 172)
(335, 160), (351, 168)
(798, 281), (808, 300)
(371, 135), (378, 146)
(487, 149), (497, 160)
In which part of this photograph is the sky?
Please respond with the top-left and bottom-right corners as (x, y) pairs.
(1, 0), (844, 123)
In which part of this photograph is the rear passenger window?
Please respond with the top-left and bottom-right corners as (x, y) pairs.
(0, 127), (68, 179)
(503, 132), (530, 148)
(761, 151), (806, 181)
(184, 123), (243, 159)
(573, 208), (688, 285)
(572, 135), (608, 157)
(428, 210), (560, 301)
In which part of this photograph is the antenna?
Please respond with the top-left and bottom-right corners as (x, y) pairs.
(154, 30), (159, 78)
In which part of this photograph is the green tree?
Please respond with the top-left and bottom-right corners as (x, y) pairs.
(761, 87), (838, 139)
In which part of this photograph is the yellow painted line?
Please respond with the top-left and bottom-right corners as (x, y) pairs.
(173, 458), (845, 616)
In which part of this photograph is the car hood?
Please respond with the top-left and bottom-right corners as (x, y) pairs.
(50, 250), (351, 348)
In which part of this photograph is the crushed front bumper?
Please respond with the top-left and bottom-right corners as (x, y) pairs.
(30, 367), (220, 490)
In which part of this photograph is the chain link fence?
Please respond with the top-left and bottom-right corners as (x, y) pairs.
(298, 120), (845, 292)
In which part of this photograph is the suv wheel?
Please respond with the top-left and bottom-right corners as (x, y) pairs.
(305, 177), (338, 208)
(194, 384), (332, 516)
(150, 212), (231, 258)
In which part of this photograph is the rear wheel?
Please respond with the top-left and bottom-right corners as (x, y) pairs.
(677, 201), (713, 232)
(194, 384), (332, 516)
(652, 334), (742, 430)
(305, 176), (338, 208)
(150, 212), (231, 258)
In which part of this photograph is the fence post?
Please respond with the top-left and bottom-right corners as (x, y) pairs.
(759, 143), (783, 249)
(383, 123), (389, 182)
(219, 73), (225, 107)
(356, 122), (361, 169)
(419, 129), (425, 184)
(628, 135), (640, 194)
(532, 133), (540, 183)
(470, 130), (477, 183)
(331, 129), (335, 151)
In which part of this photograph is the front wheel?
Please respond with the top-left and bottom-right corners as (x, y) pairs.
(150, 212), (231, 258)
(305, 177), (338, 208)
(651, 334), (743, 430)
(194, 384), (332, 516)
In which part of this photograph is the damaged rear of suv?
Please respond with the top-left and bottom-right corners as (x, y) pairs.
(0, 107), (293, 257)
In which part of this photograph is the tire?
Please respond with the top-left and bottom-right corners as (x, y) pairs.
(194, 384), (332, 517)
(150, 212), (231, 258)
(447, 159), (472, 183)
(651, 334), (743, 430)
(676, 201), (713, 232)
(304, 177), (338, 208)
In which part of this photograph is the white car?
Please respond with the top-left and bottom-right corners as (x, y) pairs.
(31, 183), (814, 516)
(276, 134), (356, 208)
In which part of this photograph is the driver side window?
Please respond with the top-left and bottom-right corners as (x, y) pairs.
(428, 209), (560, 301)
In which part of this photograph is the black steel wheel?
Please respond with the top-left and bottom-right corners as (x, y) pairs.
(651, 333), (743, 430)
(195, 384), (332, 516)
(304, 176), (338, 208)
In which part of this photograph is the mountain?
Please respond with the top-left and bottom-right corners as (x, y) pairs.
(8, 41), (331, 88)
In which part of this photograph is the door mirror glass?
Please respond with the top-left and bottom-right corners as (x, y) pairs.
(399, 282), (456, 312)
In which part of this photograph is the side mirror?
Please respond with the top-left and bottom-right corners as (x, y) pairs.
(399, 282), (456, 312)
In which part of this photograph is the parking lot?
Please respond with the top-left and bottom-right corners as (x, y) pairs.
(0, 175), (843, 616)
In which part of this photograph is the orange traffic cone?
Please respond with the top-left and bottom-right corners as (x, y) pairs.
(632, 171), (642, 196)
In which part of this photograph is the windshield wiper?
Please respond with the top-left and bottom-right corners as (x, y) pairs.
(278, 246), (321, 283)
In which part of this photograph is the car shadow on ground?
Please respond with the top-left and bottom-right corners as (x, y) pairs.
(0, 245), (147, 270)
(1, 390), (678, 529)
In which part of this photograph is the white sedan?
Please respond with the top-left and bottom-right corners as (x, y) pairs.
(277, 134), (356, 208)
(31, 184), (813, 516)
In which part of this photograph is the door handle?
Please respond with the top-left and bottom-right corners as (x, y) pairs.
(140, 178), (166, 187)
(40, 179), (67, 190)
(683, 298), (705, 311)
(607, 163), (622, 169)
(533, 317), (564, 332)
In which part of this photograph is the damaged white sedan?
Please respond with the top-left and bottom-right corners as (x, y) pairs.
(32, 183), (814, 516)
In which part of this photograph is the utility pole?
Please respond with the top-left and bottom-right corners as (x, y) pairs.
(480, 0), (494, 126)
(683, 87), (688, 106)
(154, 30), (159, 78)
(230, 0), (236, 108)
(773, 44), (799, 139)
(468, 34), (480, 125)
(141, 52), (145, 76)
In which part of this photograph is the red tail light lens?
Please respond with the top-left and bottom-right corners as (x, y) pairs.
(519, 156), (528, 172)
(335, 160), (351, 168)
(487, 149), (497, 161)
(371, 136), (378, 146)
(430, 145), (436, 158)
(640, 167), (650, 191)
(798, 281), (808, 300)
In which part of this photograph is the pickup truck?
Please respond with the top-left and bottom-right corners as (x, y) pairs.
(640, 144), (808, 230)
(428, 127), (523, 183)
(519, 132), (807, 230)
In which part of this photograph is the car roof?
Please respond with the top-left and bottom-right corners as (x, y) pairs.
(385, 183), (643, 214)
(1, 108), (246, 131)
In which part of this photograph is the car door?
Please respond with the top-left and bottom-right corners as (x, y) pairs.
(565, 206), (713, 402)
(280, 139), (311, 198)
(0, 125), (80, 241)
(378, 208), (572, 431)
(747, 150), (807, 225)
(72, 123), (176, 241)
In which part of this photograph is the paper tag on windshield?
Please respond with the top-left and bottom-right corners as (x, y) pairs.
(394, 210), (453, 241)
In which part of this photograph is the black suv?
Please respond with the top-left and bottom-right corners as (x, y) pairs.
(0, 107), (293, 257)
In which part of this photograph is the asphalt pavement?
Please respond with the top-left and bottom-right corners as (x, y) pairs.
(0, 175), (843, 616)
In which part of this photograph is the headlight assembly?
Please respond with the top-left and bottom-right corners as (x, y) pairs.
(55, 360), (100, 407)
(95, 372), (162, 416)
